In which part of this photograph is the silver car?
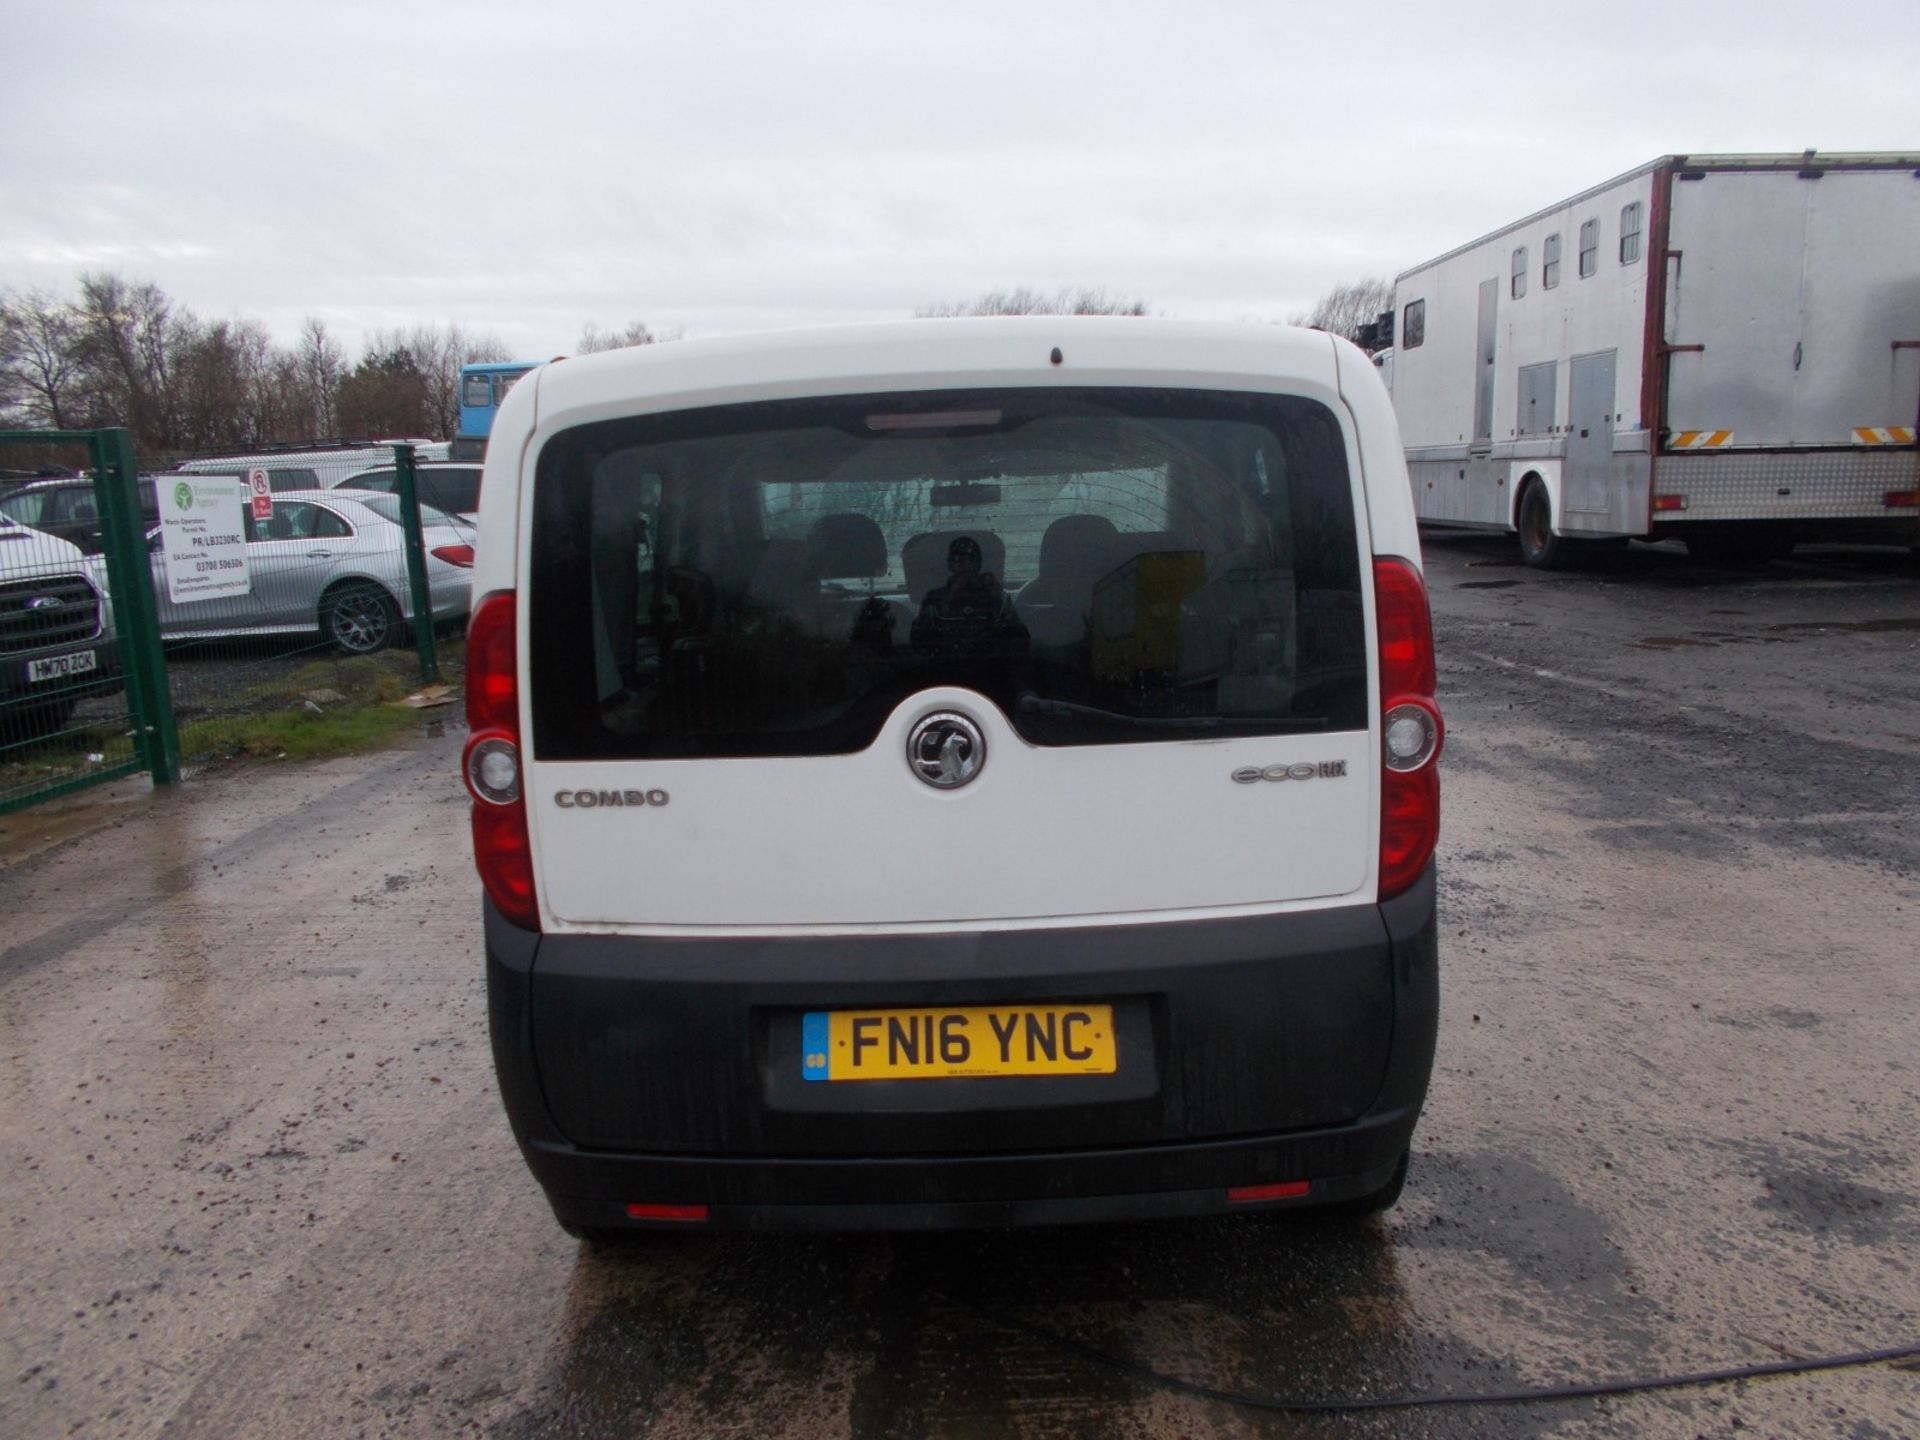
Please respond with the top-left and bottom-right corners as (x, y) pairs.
(119, 489), (474, 654)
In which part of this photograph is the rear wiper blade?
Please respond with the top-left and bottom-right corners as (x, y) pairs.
(1015, 693), (1328, 731)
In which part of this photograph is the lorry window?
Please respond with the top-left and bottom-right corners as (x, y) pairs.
(1542, 233), (1562, 289)
(528, 387), (1367, 759)
(1578, 218), (1600, 278)
(1619, 202), (1643, 264)
(1402, 299), (1425, 348)
(1510, 246), (1528, 299)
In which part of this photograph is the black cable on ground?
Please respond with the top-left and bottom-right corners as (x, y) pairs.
(950, 1297), (1920, 1414)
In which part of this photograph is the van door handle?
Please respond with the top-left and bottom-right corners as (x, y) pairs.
(305, 548), (333, 559)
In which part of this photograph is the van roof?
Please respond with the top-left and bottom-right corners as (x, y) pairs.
(530, 317), (1343, 426)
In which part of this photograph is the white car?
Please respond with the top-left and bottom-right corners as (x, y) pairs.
(175, 442), (450, 494)
(464, 318), (1444, 1238)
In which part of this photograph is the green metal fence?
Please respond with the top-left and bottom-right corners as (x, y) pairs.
(0, 432), (463, 815)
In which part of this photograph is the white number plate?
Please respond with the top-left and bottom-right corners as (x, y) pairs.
(26, 650), (97, 684)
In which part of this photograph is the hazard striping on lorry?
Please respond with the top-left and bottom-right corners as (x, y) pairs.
(1853, 427), (1915, 446)
(1671, 430), (1734, 448)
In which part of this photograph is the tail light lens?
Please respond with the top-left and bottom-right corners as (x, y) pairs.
(1374, 557), (1443, 901)
(431, 543), (476, 567)
(464, 591), (538, 929)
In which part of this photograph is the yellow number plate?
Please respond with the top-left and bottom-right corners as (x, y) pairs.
(801, 1004), (1117, 1081)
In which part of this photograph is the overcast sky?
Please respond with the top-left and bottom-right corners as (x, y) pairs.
(2, 0), (1915, 358)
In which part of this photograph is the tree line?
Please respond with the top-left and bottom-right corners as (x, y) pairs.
(0, 274), (668, 464)
(1, 274), (1382, 465)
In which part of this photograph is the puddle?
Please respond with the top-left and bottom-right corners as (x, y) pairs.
(1633, 635), (1714, 650)
(1766, 616), (1920, 635)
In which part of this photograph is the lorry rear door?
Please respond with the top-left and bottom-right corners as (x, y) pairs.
(1665, 167), (1920, 447)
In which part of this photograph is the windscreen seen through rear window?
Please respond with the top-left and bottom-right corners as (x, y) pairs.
(530, 387), (1365, 758)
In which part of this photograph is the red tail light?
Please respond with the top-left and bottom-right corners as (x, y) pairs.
(1374, 557), (1443, 901)
(431, 543), (476, 567)
(1885, 490), (1920, 509)
(464, 591), (538, 929)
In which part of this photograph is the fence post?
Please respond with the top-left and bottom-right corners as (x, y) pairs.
(392, 443), (440, 685)
(90, 427), (179, 785)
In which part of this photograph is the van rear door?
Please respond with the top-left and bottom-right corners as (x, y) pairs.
(522, 384), (1376, 930)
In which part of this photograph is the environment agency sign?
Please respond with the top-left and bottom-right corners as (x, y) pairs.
(158, 476), (252, 603)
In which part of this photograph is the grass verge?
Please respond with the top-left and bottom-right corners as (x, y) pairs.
(1, 637), (464, 803)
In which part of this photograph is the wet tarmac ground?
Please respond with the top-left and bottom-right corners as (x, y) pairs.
(3, 536), (1919, 1438)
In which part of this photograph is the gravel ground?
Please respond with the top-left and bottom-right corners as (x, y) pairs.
(1, 535), (1916, 1439)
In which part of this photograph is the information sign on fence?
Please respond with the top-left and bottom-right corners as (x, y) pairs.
(159, 476), (252, 603)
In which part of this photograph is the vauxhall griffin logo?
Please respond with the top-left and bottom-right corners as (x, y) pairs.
(908, 712), (985, 789)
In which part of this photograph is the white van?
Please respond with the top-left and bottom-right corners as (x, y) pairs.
(464, 318), (1443, 1237)
(1, 514), (120, 738)
(177, 441), (450, 493)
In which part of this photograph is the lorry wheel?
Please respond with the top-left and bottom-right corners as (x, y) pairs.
(1516, 483), (1564, 569)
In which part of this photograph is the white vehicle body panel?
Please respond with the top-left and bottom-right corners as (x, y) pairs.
(1666, 168), (1920, 447)
(475, 318), (1414, 935)
(538, 690), (1375, 931)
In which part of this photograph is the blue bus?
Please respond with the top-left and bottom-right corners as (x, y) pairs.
(453, 361), (542, 460)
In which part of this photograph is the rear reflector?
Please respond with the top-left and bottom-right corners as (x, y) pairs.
(1885, 490), (1920, 509)
(625, 1202), (711, 1223)
(1652, 494), (1686, 512)
(1227, 1181), (1310, 1204)
(431, 543), (476, 567)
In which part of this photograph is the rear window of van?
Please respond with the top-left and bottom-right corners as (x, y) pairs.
(529, 387), (1366, 758)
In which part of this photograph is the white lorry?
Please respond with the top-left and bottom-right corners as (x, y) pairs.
(1388, 152), (1920, 565)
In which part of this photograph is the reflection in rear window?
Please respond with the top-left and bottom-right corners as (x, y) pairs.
(531, 387), (1365, 759)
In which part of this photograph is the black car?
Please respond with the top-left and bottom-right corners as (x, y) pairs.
(0, 476), (161, 555)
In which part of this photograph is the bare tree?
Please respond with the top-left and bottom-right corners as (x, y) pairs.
(917, 287), (1149, 318)
(74, 272), (189, 449)
(577, 319), (674, 354)
(1288, 277), (1393, 347)
(296, 317), (347, 440)
(0, 289), (83, 430)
